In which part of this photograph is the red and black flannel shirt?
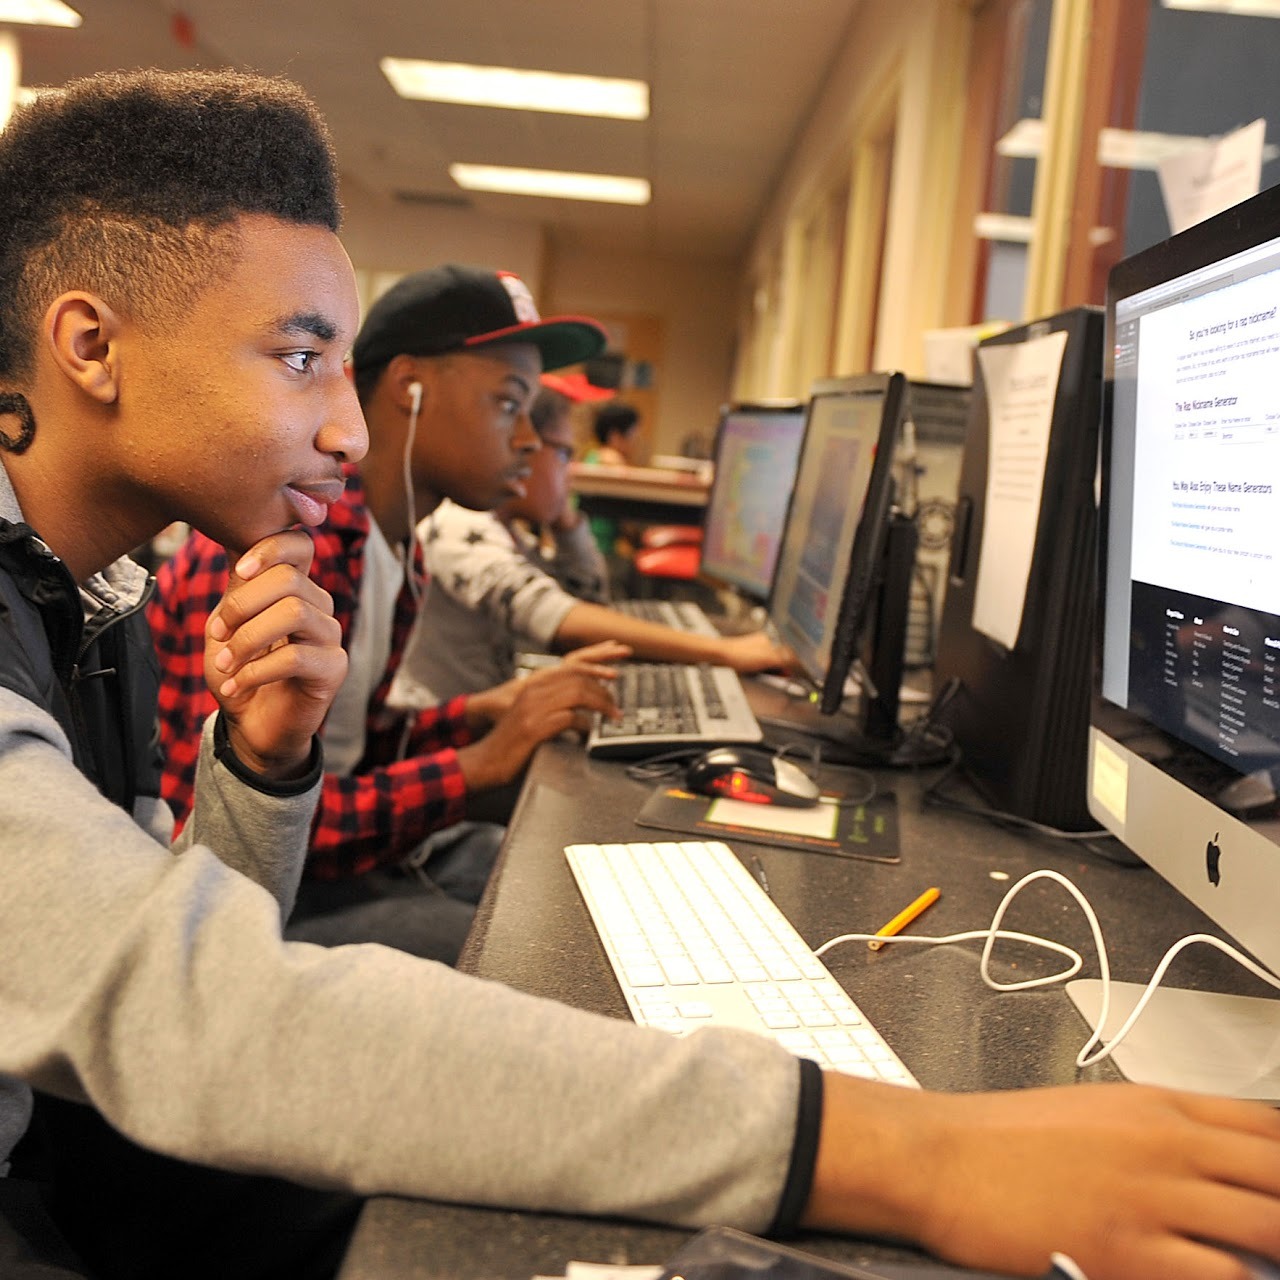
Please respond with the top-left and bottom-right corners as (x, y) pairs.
(147, 469), (474, 881)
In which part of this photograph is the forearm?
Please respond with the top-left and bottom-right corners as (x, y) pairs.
(177, 711), (322, 918)
(801, 1073), (934, 1240)
(1, 704), (805, 1225)
(554, 601), (725, 664)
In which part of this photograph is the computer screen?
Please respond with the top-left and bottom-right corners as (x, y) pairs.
(699, 403), (807, 601)
(1090, 181), (1280, 1095)
(769, 373), (907, 706)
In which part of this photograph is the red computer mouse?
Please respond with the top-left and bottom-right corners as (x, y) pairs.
(684, 746), (821, 808)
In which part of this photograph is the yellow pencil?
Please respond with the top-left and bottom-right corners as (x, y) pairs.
(867, 886), (940, 951)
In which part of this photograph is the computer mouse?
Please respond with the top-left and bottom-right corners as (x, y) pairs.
(684, 746), (821, 808)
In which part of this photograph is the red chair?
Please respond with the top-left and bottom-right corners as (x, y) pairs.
(632, 541), (701, 585)
(631, 521), (702, 595)
(639, 524), (703, 551)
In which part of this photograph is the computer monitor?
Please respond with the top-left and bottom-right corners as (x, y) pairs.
(768, 373), (913, 746)
(1085, 180), (1280, 1098)
(699, 402), (807, 601)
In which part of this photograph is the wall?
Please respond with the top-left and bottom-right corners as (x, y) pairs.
(736, 0), (974, 393)
(337, 183), (736, 460)
(338, 180), (549, 316)
(334, 6), (976, 451)
(544, 244), (739, 460)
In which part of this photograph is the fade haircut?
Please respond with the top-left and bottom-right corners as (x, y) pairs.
(0, 67), (341, 390)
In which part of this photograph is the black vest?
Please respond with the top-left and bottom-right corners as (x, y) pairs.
(0, 518), (161, 814)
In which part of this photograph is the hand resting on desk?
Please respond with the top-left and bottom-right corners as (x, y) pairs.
(806, 1075), (1280, 1280)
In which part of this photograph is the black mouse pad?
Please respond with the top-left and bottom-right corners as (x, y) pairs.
(634, 785), (900, 863)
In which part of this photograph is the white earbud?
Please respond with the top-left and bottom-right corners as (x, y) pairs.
(408, 381), (423, 415)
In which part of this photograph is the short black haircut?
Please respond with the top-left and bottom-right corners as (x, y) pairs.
(0, 68), (341, 384)
(593, 402), (639, 446)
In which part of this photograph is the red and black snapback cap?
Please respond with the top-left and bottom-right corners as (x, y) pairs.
(351, 264), (606, 375)
(540, 371), (616, 403)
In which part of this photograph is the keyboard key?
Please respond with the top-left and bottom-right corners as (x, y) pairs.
(585, 663), (764, 758)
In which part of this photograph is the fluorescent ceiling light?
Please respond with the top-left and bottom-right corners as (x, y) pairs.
(0, 0), (81, 26)
(997, 117), (1278, 168)
(450, 163), (651, 205)
(1163, 0), (1280, 15)
(381, 57), (648, 120)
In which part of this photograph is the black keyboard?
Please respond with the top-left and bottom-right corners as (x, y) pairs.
(587, 661), (763, 757)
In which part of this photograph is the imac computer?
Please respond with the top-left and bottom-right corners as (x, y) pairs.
(767, 372), (919, 758)
(1080, 181), (1280, 1098)
(699, 402), (807, 603)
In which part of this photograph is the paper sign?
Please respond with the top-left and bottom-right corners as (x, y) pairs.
(1158, 118), (1265, 236)
(705, 795), (840, 839)
(971, 329), (1068, 650)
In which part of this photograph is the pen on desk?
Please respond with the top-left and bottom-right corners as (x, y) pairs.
(867, 886), (940, 950)
(749, 853), (771, 896)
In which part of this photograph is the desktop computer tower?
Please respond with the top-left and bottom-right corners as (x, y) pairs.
(933, 307), (1103, 830)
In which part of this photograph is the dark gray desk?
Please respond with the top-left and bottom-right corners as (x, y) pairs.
(339, 725), (1270, 1279)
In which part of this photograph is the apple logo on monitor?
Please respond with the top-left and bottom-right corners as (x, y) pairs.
(1206, 832), (1222, 887)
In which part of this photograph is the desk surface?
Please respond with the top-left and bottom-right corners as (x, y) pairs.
(340, 700), (1270, 1280)
(569, 461), (711, 508)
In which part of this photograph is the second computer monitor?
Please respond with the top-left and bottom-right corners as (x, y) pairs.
(699, 402), (807, 601)
(769, 373), (908, 706)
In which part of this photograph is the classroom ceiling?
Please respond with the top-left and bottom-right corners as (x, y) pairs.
(12, 0), (864, 260)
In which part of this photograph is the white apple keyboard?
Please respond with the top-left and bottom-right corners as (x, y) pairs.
(564, 838), (917, 1083)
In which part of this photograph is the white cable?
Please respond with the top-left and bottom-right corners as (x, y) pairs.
(815, 927), (1084, 980)
(816, 867), (1280, 1071)
(1049, 1254), (1089, 1280)
(394, 388), (424, 764)
(402, 392), (421, 606)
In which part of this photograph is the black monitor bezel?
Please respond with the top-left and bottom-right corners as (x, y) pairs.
(766, 371), (908, 708)
(698, 400), (807, 601)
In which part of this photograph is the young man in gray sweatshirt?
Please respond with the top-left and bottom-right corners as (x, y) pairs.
(1, 66), (1278, 1280)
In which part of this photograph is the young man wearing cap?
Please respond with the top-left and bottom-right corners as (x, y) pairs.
(9, 67), (1280, 1280)
(511, 378), (614, 605)
(388, 376), (791, 705)
(149, 264), (623, 960)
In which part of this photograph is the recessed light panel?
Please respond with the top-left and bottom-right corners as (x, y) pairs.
(382, 58), (648, 121)
(449, 163), (651, 205)
(0, 0), (81, 26)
